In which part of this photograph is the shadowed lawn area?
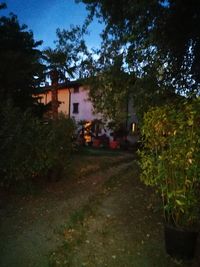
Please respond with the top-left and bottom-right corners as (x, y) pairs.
(0, 148), (199, 267)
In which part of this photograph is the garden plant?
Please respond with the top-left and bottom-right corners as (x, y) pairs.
(139, 98), (200, 259)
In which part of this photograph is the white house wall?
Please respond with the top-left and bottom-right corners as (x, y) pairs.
(70, 86), (102, 122)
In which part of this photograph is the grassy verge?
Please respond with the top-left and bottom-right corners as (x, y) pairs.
(69, 148), (135, 180)
(49, 197), (99, 267)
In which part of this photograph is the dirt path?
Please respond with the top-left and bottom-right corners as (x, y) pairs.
(0, 151), (134, 267)
(49, 158), (200, 267)
(0, 150), (199, 267)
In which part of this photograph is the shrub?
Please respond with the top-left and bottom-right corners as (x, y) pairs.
(0, 103), (75, 188)
(139, 98), (200, 228)
(44, 114), (76, 180)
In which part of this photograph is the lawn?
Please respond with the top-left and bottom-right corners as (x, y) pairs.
(0, 148), (199, 267)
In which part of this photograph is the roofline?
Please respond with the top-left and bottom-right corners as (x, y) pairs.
(33, 80), (83, 94)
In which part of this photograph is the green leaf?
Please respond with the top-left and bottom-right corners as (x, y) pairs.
(175, 199), (184, 206)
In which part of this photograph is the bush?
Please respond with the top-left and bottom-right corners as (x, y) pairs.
(44, 114), (76, 181)
(139, 98), (200, 228)
(0, 103), (75, 188)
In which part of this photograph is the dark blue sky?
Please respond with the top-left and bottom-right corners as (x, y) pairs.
(2, 0), (103, 50)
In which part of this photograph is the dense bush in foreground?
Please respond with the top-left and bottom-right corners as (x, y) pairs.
(0, 103), (75, 188)
(139, 98), (200, 228)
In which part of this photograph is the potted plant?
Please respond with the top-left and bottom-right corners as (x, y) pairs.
(93, 138), (101, 148)
(139, 99), (200, 260)
(109, 139), (120, 149)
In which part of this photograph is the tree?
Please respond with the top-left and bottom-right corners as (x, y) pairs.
(88, 53), (136, 129)
(43, 25), (90, 82)
(0, 11), (44, 110)
(78, 0), (200, 96)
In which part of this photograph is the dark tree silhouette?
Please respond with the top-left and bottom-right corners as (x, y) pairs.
(78, 0), (200, 96)
(0, 11), (44, 110)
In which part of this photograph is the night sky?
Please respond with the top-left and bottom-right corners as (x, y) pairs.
(2, 0), (103, 49)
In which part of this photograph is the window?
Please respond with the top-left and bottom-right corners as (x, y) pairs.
(73, 103), (79, 114)
(74, 87), (79, 93)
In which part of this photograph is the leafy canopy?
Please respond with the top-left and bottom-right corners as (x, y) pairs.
(87, 53), (136, 129)
(78, 0), (200, 96)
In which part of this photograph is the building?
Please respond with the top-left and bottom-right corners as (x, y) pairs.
(33, 78), (138, 145)
(33, 81), (102, 120)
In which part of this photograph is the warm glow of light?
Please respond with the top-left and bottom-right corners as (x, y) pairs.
(132, 123), (136, 132)
(84, 121), (92, 143)
(85, 134), (92, 143)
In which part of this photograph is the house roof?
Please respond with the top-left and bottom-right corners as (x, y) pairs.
(33, 80), (83, 94)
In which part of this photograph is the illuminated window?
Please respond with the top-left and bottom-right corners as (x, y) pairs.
(73, 103), (79, 113)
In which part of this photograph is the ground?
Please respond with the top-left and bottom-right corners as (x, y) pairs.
(0, 148), (199, 267)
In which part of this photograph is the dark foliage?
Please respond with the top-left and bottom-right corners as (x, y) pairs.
(0, 12), (44, 111)
(0, 103), (76, 188)
(79, 0), (200, 95)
